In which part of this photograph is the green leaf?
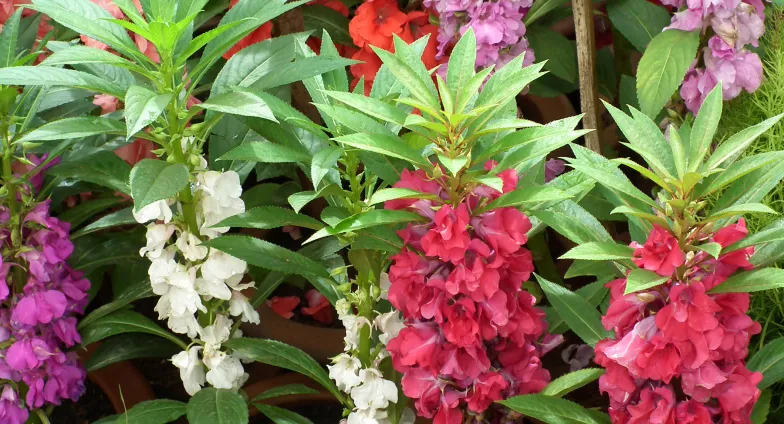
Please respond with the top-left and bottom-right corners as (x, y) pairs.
(306, 209), (423, 243)
(688, 83), (723, 172)
(310, 146), (341, 189)
(124, 86), (173, 140)
(482, 125), (587, 166)
(607, 0), (671, 52)
(548, 279), (610, 334)
(0, 66), (125, 98)
(480, 185), (572, 214)
(114, 399), (187, 424)
(751, 219), (784, 268)
(58, 197), (126, 228)
(176, 19), (248, 66)
(532, 200), (614, 245)
(748, 337), (784, 389)
(323, 90), (407, 129)
(253, 55), (357, 92)
(335, 133), (432, 169)
(499, 394), (611, 424)
(42, 44), (141, 70)
(214, 206), (324, 231)
(0, 8), (23, 68)
(371, 45), (439, 111)
(437, 154), (469, 176)
(86, 334), (179, 373)
(251, 384), (319, 403)
(697, 152), (784, 197)
(725, 219), (784, 253)
(17, 117), (125, 143)
(561, 242), (634, 261)
(302, 4), (351, 45)
(51, 151), (132, 194)
(446, 28), (476, 110)
(198, 90), (278, 121)
(702, 113), (784, 171)
(288, 184), (346, 214)
(72, 208), (136, 239)
(256, 405), (313, 424)
(525, 0), (570, 25)
(751, 389), (772, 424)
(367, 188), (438, 206)
(705, 203), (777, 223)
(80, 309), (185, 349)
(708, 268), (784, 294)
(218, 141), (310, 164)
(186, 388), (248, 424)
(536, 274), (610, 347)
(527, 28), (578, 83)
(541, 368), (605, 398)
(568, 161), (659, 209)
(225, 337), (343, 401)
(130, 159), (190, 211)
(694, 242), (722, 259)
(624, 269), (670, 294)
(636, 29), (700, 118)
(205, 235), (331, 279)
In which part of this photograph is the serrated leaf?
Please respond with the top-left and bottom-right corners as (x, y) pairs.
(218, 141), (310, 164)
(51, 151), (132, 194)
(477, 185), (572, 214)
(438, 154), (468, 176)
(702, 113), (784, 171)
(186, 388), (248, 424)
(705, 203), (777, 223)
(499, 394), (611, 424)
(214, 206), (323, 231)
(527, 28), (578, 83)
(561, 242), (634, 261)
(130, 159), (190, 211)
(288, 184), (347, 214)
(367, 188), (437, 206)
(694, 242), (722, 259)
(198, 90), (278, 121)
(751, 389), (772, 424)
(0, 66), (125, 98)
(541, 368), (605, 398)
(336, 133), (431, 169)
(302, 4), (351, 44)
(205, 235), (330, 279)
(537, 274), (610, 347)
(688, 83), (723, 171)
(636, 29), (700, 118)
(0, 8), (23, 68)
(548, 279), (610, 334)
(624, 269), (670, 294)
(17, 117), (126, 143)
(725, 219), (784, 253)
(305, 209), (423, 244)
(310, 146), (341, 189)
(748, 338), (784, 389)
(72, 208), (136, 239)
(708, 268), (784, 294)
(124, 86), (172, 140)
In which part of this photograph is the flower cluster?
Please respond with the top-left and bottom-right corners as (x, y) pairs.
(595, 221), (762, 423)
(0, 200), (89, 424)
(134, 164), (259, 395)
(385, 164), (552, 424)
(348, 0), (442, 93)
(424, 0), (536, 71)
(665, 0), (765, 112)
(328, 296), (410, 424)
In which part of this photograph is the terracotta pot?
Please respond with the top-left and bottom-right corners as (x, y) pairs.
(79, 343), (156, 413)
(519, 94), (577, 125)
(242, 303), (344, 364)
(244, 373), (337, 417)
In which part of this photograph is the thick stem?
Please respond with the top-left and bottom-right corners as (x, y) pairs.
(166, 81), (201, 239)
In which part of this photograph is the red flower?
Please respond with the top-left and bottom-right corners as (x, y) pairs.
(266, 296), (299, 319)
(350, 47), (384, 83)
(300, 289), (333, 325)
(439, 344), (490, 381)
(680, 362), (728, 402)
(472, 208), (531, 256)
(656, 282), (721, 338)
(674, 400), (713, 424)
(434, 390), (464, 424)
(387, 322), (443, 372)
(465, 372), (508, 413)
(715, 367), (762, 423)
(441, 298), (480, 347)
(601, 287), (660, 336)
(597, 361), (639, 404)
(385, 169), (444, 211)
(421, 204), (471, 264)
(223, 0), (273, 60)
(387, 249), (438, 318)
(401, 368), (442, 418)
(631, 225), (684, 276)
(348, 0), (408, 51)
(627, 385), (676, 424)
(115, 139), (156, 166)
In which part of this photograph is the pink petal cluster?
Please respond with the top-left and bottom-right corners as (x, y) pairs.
(666, 0), (765, 112)
(596, 219), (762, 423)
(0, 200), (89, 423)
(385, 163), (551, 424)
(423, 0), (536, 70)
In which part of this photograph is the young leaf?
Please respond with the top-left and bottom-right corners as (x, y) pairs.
(537, 274), (610, 347)
(636, 29), (700, 118)
(688, 83), (723, 171)
(702, 113), (784, 171)
(446, 27), (476, 108)
(204, 235), (331, 279)
(747, 337), (784, 389)
(708, 268), (784, 294)
(335, 133), (432, 169)
(130, 159), (190, 211)
(367, 188), (438, 206)
(624, 269), (670, 294)
(218, 141), (310, 164)
(499, 394), (611, 424)
(114, 399), (187, 424)
(0, 8), (23, 68)
(198, 90), (278, 121)
(186, 388), (248, 424)
(50, 151), (132, 194)
(79, 309), (185, 349)
(124, 86), (173, 140)
(214, 206), (324, 231)
(561, 242), (634, 261)
(607, 0), (670, 52)
(225, 337), (343, 401)
(541, 368), (605, 398)
(17, 117), (126, 143)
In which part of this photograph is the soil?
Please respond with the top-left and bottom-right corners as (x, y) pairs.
(130, 357), (191, 404)
(250, 402), (344, 424)
(49, 378), (116, 424)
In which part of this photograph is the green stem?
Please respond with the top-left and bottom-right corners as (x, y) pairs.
(1, 122), (25, 291)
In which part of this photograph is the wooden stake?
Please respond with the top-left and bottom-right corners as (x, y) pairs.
(572, 0), (602, 153)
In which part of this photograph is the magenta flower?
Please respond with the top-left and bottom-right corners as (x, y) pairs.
(0, 386), (28, 424)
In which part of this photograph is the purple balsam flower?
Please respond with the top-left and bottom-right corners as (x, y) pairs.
(0, 386), (28, 424)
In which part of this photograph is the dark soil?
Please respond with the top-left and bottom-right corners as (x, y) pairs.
(49, 379), (115, 424)
(130, 357), (190, 404)
(250, 402), (344, 424)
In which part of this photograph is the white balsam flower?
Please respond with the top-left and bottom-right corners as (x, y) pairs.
(374, 311), (404, 346)
(133, 199), (173, 224)
(204, 352), (248, 391)
(140, 223), (175, 259)
(176, 231), (208, 261)
(201, 250), (248, 285)
(196, 171), (245, 237)
(166, 313), (202, 338)
(200, 314), (231, 354)
(350, 368), (398, 410)
(229, 291), (259, 324)
(328, 353), (362, 392)
(172, 346), (206, 395)
(378, 272), (390, 300)
(341, 315), (368, 351)
(195, 277), (232, 300)
(347, 408), (380, 424)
